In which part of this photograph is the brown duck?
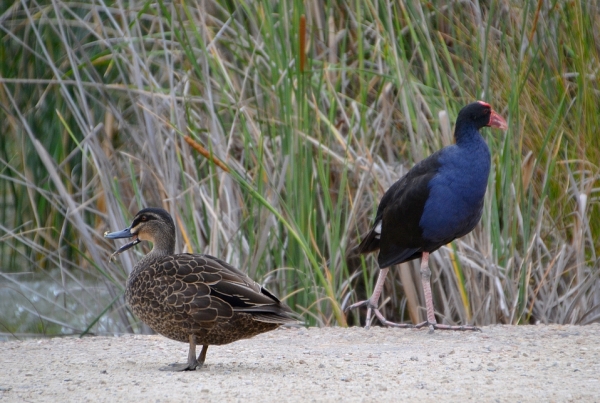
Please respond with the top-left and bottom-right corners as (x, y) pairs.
(105, 207), (298, 371)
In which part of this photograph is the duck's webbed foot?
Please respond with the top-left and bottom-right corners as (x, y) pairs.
(159, 362), (200, 372)
(159, 337), (208, 372)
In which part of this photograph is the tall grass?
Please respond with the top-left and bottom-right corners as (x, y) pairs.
(0, 0), (598, 339)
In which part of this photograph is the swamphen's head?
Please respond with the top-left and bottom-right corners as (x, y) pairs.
(455, 101), (508, 137)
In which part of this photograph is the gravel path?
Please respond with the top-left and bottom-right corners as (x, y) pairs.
(1, 324), (599, 402)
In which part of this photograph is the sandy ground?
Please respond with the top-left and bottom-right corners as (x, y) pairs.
(1, 324), (599, 402)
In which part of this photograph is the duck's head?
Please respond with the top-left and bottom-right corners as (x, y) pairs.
(105, 207), (176, 260)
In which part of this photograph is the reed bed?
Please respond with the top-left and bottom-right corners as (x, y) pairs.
(0, 0), (598, 339)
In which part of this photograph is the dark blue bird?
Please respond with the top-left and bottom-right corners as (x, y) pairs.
(347, 101), (508, 332)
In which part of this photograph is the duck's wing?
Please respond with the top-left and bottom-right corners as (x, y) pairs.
(157, 254), (297, 326)
(200, 254), (299, 323)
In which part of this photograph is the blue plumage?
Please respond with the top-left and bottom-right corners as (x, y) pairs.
(420, 126), (491, 243)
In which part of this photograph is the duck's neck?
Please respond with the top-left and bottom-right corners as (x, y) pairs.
(151, 234), (176, 256)
(132, 236), (175, 275)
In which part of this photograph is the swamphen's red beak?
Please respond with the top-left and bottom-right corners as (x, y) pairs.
(488, 110), (508, 130)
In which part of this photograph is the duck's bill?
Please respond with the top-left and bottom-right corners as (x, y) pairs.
(104, 227), (133, 239)
(489, 110), (508, 130)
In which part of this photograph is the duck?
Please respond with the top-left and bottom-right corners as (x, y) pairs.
(346, 101), (508, 332)
(105, 207), (298, 371)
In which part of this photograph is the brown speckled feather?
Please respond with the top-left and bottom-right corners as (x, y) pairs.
(105, 208), (298, 370)
(125, 253), (294, 345)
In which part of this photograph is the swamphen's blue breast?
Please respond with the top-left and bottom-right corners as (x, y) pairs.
(420, 128), (491, 245)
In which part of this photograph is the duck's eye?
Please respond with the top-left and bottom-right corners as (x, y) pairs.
(140, 215), (148, 221)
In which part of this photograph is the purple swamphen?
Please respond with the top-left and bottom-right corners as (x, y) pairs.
(347, 101), (508, 332)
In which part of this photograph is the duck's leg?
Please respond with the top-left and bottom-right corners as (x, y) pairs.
(346, 268), (413, 329)
(413, 252), (480, 333)
(160, 334), (201, 371)
(197, 345), (208, 367)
